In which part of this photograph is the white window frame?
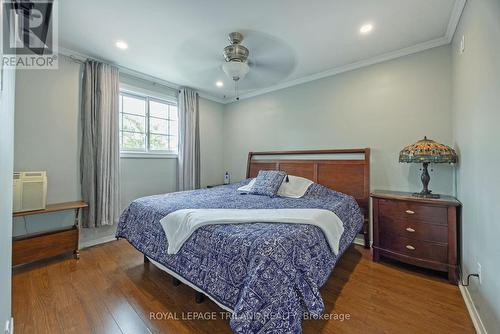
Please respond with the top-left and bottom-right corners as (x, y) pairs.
(119, 85), (178, 159)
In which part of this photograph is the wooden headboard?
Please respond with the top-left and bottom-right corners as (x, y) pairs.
(246, 148), (371, 215)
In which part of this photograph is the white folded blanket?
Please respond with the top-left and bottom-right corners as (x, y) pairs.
(160, 208), (345, 255)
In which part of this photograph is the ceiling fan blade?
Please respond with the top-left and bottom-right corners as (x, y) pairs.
(238, 61), (292, 90)
(238, 70), (274, 90)
(235, 30), (296, 87)
(174, 34), (224, 79)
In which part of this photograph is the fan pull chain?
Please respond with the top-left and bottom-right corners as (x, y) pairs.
(235, 80), (240, 101)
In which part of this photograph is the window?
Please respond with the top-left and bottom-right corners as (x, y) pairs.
(119, 91), (178, 156)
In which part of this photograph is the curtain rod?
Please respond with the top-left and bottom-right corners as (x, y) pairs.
(68, 55), (85, 64)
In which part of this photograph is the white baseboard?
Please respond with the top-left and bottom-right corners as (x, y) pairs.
(459, 284), (487, 334)
(354, 236), (370, 247)
(4, 317), (13, 334)
(80, 235), (117, 249)
(353, 237), (364, 246)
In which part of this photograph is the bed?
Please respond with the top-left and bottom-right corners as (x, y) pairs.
(116, 148), (370, 333)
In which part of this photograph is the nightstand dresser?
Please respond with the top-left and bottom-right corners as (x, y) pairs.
(371, 190), (461, 284)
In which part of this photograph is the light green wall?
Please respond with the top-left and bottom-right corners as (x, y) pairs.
(452, 0), (500, 330)
(223, 45), (455, 195)
(14, 56), (82, 203)
(200, 98), (225, 187)
(13, 55), (225, 245)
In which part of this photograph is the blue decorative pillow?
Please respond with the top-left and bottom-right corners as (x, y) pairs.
(249, 170), (286, 197)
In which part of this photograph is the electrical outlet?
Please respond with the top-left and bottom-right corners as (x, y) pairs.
(460, 35), (465, 54)
(477, 262), (482, 285)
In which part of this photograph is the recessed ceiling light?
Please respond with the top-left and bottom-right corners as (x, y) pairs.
(216, 81), (224, 87)
(360, 24), (373, 34)
(115, 40), (128, 50)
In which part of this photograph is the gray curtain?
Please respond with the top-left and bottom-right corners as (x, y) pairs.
(80, 60), (120, 228)
(177, 88), (200, 191)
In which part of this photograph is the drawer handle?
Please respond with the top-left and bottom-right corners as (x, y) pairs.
(406, 227), (416, 232)
(405, 210), (415, 215)
(406, 245), (415, 250)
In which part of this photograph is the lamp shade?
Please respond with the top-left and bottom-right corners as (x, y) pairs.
(399, 136), (458, 164)
(222, 61), (250, 81)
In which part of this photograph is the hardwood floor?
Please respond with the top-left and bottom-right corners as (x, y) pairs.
(12, 240), (475, 334)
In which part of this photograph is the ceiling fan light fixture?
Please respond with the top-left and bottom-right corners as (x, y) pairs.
(223, 44), (249, 62)
(221, 32), (251, 100)
(223, 32), (250, 63)
(222, 61), (249, 81)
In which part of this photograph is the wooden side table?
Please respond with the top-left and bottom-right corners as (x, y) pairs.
(12, 201), (88, 266)
(371, 190), (461, 284)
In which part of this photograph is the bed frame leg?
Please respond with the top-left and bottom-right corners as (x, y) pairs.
(144, 254), (150, 263)
(172, 277), (181, 287)
(195, 291), (205, 304)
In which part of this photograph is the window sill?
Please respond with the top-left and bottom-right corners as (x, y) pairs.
(120, 152), (178, 159)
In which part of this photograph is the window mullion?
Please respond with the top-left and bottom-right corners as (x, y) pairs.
(167, 108), (171, 151)
(121, 130), (146, 135)
(120, 95), (123, 149)
(146, 97), (150, 153)
(121, 111), (147, 118)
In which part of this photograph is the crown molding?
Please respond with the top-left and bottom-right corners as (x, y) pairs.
(230, 36), (449, 103)
(196, 90), (227, 104)
(58, 0), (466, 106)
(226, 0), (467, 104)
(57, 47), (227, 104)
(446, 0), (467, 43)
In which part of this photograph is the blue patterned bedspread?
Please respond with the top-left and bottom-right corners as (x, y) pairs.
(116, 180), (363, 333)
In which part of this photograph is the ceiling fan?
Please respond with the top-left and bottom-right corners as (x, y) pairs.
(175, 30), (295, 100)
(221, 32), (251, 100)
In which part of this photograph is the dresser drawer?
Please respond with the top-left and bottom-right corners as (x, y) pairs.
(380, 234), (447, 263)
(379, 218), (448, 243)
(379, 199), (448, 225)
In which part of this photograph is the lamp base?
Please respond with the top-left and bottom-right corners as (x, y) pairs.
(415, 162), (440, 199)
(412, 192), (440, 199)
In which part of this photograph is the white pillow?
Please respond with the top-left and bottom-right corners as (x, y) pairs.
(237, 178), (256, 193)
(277, 175), (314, 198)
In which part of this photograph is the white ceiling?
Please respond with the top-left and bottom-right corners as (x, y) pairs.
(59, 0), (465, 103)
